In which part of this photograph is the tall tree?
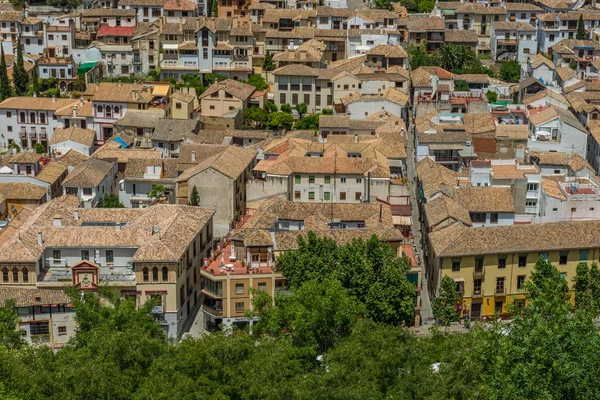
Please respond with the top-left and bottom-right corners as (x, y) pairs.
(577, 14), (587, 40)
(188, 185), (200, 206)
(0, 300), (25, 350)
(294, 103), (308, 118)
(98, 194), (124, 208)
(211, 0), (218, 17)
(13, 41), (27, 96)
(432, 276), (460, 327)
(262, 51), (275, 72)
(436, 44), (459, 71)
(31, 66), (40, 96)
(0, 46), (11, 102)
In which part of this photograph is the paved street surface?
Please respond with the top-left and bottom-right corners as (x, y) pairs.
(407, 122), (434, 326)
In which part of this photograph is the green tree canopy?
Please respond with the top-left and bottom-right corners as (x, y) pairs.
(267, 112), (294, 130)
(12, 42), (27, 96)
(262, 51), (276, 71)
(188, 185), (200, 206)
(263, 101), (278, 114)
(432, 276), (460, 327)
(47, 0), (81, 12)
(294, 114), (320, 130)
(499, 60), (521, 82)
(98, 194), (124, 208)
(204, 73), (227, 86)
(577, 14), (587, 40)
(247, 74), (268, 91)
(294, 103), (308, 118)
(244, 106), (268, 129)
(0, 46), (11, 102)
(280, 103), (292, 114)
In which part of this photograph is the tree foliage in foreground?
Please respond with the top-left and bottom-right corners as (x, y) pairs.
(2, 254), (600, 399)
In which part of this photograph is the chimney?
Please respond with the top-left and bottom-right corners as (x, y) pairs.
(379, 203), (382, 222)
(132, 89), (139, 100)
(73, 105), (78, 118)
(33, 92), (37, 98)
(80, 97), (84, 106)
(52, 95), (56, 103)
(179, 17), (183, 31)
(37, 232), (43, 246)
(354, 133), (358, 143)
(116, 224), (121, 231)
(196, 19), (200, 30)
(24, 7), (28, 18)
(53, 216), (62, 227)
(74, 210), (79, 220)
(191, 150), (196, 161)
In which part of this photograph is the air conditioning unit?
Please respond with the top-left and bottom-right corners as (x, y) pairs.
(465, 141), (472, 146)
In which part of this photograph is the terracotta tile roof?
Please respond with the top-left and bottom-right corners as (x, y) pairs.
(456, 4), (506, 14)
(530, 151), (595, 173)
(349, 9), (397, 22)
(495, 124), (529, 140)
(541, 175), (567, 200)
(367, 44), (407, 58)
(273, 63), (319, 77)
(245, 197), (394, 230)
(528, 106), (558, 126)
(429, 220), (600, 258)
(2, 152), (43, 165)
(492, 21), (536, 31)
(262, 9), (316, 23)
(58, 149), (89, 167)
(62, 158), (114, 188)
(316, 6), (352, 17)
(176, 146), (256, 181)
(0, 182), (46, 200)
(272, 227), (404, 250)
(407, 16), (445, 31)
(0, 198), (215, 263)
(453, 186), (515, 213)
(505, 3), (542, 11)
(454, 74), (490, 84)
(199, 79), (255, 102)
(416, 157), (461, 199)
(92, 140), (162, 163)
(463, 113), (496, 135)
(249, 2), (276, 9)
(0, 287), (70, 307)
(49, 126), (96, 148)
(153, 118), (201, 141)
(91, 82), (159, 104)
(410, 67), (433, 87)
(272, 39), (325, 63)
(340, 87), (408, 107)
(0, 97), (77, 111)
(124, 158), (179, 179)
(230, 23), (253, 36)
(82, 8), (136, 17)
(163, 0), (197, 11)
(444, 29), (478, 43)
(530, 54), (555, 69)
(118, 0), (163, 5)
(171, 90), (196, 103)
(265, 27), (315, 39)
(35, 160), (68, 184)
(564, 80), (585, 93)
(266, 155), (388, 177)
(424, 194), (471, 230)
(0, 11), (22, 21)
(556, 66), (577, 82)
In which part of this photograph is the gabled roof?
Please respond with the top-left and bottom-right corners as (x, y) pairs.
(198, 79), (255, 102)
(530, 54), (555, 69)
(49, 126), (96, 148)
(62, 158), (114, 188)
(424, 194), (471, 230)
(416, 157), (461, 199)
(366, 44), (408, 58)
(153, 118), (201, 141)
(273, 64), (319, 77)
(176, 146), (256, 181)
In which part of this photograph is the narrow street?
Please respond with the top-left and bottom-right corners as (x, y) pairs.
(406, 123), (434, 326)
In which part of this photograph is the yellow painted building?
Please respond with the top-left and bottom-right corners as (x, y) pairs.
(427, 220), (600, 319)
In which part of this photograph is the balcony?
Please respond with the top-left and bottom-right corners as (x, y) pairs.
(472, 288), (484, 298)
(46, 258), (68, 267)
(233, 54), (249, 61)
(202, 304), (223, 317)
(290, 84), (300, 91)
(495, 287), (506, 295)
(133, 57), (142, 64)
(163, 53), (178, 60)
(201, 288), (223, 298)
(474, 266), (484, 277)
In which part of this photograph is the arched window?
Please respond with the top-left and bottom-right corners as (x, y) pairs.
(22, 268), (28, 283)
(162, 266), (168, 282)
(142, 267), (149, 283)
(152, 266), (158, 282)
(12, 267), (18, 283)
(113, 106), (120, 115)
(105, 105), (112, 117)
(2, 268), (8, 283)
(97, 105), (103, 113)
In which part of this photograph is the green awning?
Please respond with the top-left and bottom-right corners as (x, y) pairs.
(77, 62), (98, 75)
